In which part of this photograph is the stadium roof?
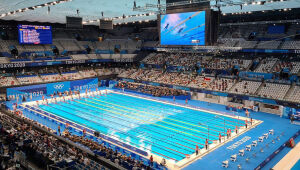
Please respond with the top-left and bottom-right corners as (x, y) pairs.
(0, 0), (299, 25)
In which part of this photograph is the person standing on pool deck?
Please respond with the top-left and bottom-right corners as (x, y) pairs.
(150, 155), (153, 167)
(58, 126), (61, 136)
(196, 144), (199, 155)
(219, 133), (222, 143)
(245, 109), (249, 117)
(83, 129), (86, 137)
(290, 114), (295, 124)
(205, 139), (208, 150)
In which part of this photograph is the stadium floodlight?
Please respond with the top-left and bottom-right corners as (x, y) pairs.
(0, 0), (72, 18)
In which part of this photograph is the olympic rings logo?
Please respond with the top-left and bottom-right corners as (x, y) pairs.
(53, 84), (64, 89)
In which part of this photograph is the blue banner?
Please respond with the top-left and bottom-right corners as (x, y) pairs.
(7, 78), (98, 99)
(7, 84), (47, 100)
(239, 71), (273, 80)
(46, 81), (70, 95)
(70, 78), (98, 91)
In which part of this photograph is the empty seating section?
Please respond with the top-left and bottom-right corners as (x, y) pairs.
(40, 74), (63, 82)
(59, 40), (81, 51)
(258, 83), (290, 99)
(235, 40), (257, 48)
(71, 54), (89, 60)
(207, 58), (252, 70)
(0, 57), (9, 64)
(143, 41), (158, 47)
(255, 58), (278, 73)
(16, 75), (43, 85)
(23, 44), (46, 52)
(0, 76), (19, 87)
(230, 80), (261, 95)
(285, 86), (300, 102)
(218, 38), (238, 47)
(256, 41), (281, 49)
(281, 41), (300, 49)
(0, 40), (26, 53)
(95, 41), (110, 50)
(76, 41), (94, 50)
(53, 40), (65, 52)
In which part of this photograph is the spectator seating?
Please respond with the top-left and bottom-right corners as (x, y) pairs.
(155, 72), (193, 86)
(16, 75), (43, 85)
(40, 73), (63, 82)
(257, 83), (290, 99)
(218, 38), (238, 47)
(235, 40), (257, 48)
(96, 68), (117, 76)
(0, 76), (19, 87)
(230, 80), (262, 95)
(284, 86), (300, 102)
(0, 57), (9, 63)
(61, 71), (82, 80)
(273, 61), (300, 74)
(71, 54), (89, 60)
(281, 41), (300, 49)
(59, 40), (82, 51)
(79, 69), (98, 78)
(255, 58), (278, 73)
(87, 54), (102, 59)
(188, 76), (235, 92)
(256, 41), (281, 49)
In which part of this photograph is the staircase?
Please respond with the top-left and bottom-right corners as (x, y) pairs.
(74, 40), (84, 50)
(13, 76), (21, 85)
(228, 79), (239, 92)
(253, 41), (260, 49)
(255, 82), (265, 96)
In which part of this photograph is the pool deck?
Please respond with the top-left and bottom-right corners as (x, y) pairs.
(6, 88), (300, 170)
(272, 141), (300, 170)
(14, 89), (264, 170)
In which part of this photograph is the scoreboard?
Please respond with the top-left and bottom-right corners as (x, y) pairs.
(18, 25), (52, 44)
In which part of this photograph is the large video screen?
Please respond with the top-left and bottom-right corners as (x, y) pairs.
(160, 11), (205, 46)
(18, 25), (52, 44)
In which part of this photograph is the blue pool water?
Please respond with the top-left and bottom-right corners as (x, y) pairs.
(35, 92), (244, 162)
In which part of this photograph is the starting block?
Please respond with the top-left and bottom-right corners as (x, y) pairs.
(238, 149), (245, 156)
(222, 160), (229, 168)
(246, 145), (252, 151)
(230, 154), (237, 162)
(263, 133), (269, 139)
(258, 136), (264, 142)
(269, 129), (274, 135)
(252, 140), (258, 147)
